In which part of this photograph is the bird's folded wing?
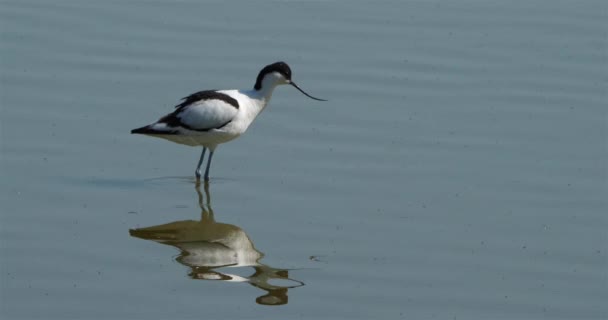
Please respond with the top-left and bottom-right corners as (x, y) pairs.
(171, 99), (238, 131)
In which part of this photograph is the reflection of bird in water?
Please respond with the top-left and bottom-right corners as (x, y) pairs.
(129, 182), (304, 306)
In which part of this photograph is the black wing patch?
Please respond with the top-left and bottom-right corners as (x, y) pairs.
(175, 90), (240, 110)
(160, 112), (232, 132)
(131, 124), (179, 135)
(131, 90), (238, 135)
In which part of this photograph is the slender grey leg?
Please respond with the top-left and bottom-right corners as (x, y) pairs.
(195, 147), (207, 179)
(203, 150), (214, 181)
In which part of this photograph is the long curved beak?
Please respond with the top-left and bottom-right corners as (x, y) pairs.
(290, 81), (327, 101)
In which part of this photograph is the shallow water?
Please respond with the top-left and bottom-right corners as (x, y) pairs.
(1, 0), (607, 319)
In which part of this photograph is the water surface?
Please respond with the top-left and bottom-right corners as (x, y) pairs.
(1, 0), (606, 319)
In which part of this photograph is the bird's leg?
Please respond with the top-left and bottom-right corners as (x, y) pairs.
(203, 150), (214, 182)
(195, 147), (207, 180)
(203, 181), (214, 220)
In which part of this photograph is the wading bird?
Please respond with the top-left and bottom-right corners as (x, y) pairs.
(131, 61), (326, 181)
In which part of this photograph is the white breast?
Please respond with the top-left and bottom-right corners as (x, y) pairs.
(217, 90), (268, 135)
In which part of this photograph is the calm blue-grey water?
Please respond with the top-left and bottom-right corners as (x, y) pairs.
(1, 0), (606, 319)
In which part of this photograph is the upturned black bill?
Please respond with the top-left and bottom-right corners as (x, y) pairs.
(290, 82), (327, 101)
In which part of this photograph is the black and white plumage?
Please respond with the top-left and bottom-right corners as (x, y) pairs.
(131, 61), (326, 181)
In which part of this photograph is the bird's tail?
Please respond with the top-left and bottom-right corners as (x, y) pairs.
(131, 123), (179, 135)
(131, 125), (154, 134)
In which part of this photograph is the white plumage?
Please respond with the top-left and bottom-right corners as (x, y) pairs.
(131, 61), (326, 181)
(175, 94), (238, 132)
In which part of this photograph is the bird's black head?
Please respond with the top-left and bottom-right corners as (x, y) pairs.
(254, 61), (292, 90)
(253, 61), (327, 101)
